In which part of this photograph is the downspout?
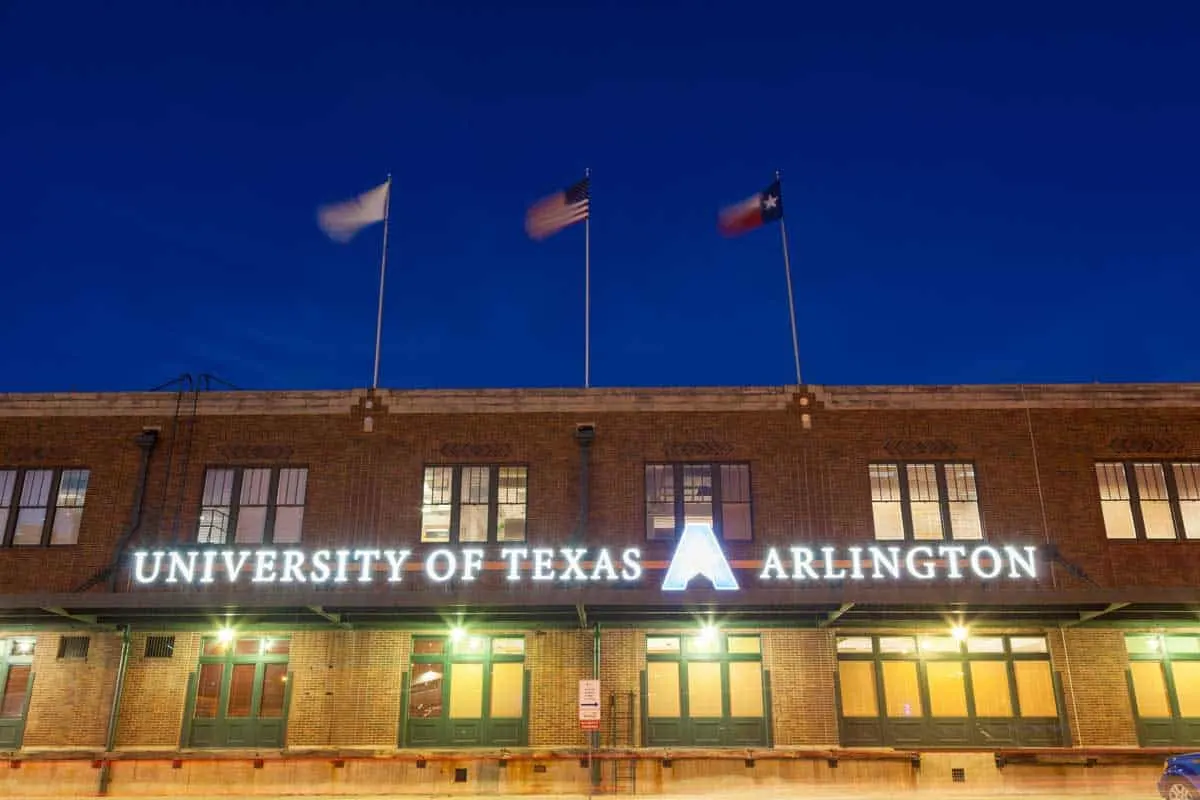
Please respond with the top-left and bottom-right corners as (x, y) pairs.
(591, 621), (601, 789)
(104, 429), (159, 592)
(570, 424), (595, 543)
(98, 625), (132, 794)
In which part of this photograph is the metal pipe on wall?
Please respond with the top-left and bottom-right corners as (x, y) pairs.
(97, 625), (132, 795)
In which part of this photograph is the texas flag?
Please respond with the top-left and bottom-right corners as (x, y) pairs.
(718, 179), (784, 237)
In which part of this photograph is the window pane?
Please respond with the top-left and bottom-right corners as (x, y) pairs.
(907, 464), (944, 540)
(273, 507), (304, 544)
(409, 664), (443, 718)
(490, 662), (524, 718)
(453, 636), (487, 656)
(1125, 635), (1163, 656)
(1130, 662), (1171, 718)
(837, 637), (874, 654)
(258, 664), (288, 717)
(459, 466), (490, 544)
(10, 640), (34, 658)
(412, 638), (445, 656)
(194, 663), (224, 718)
(56, 469), (89, 507)
(199, 468), (235, 544)
(276, 468), (308, 506)
(686, 661), (722, 717)
(882, 661), (922, 717)
(1009, 637), (1050, 654)
(646, 662), (681, 717)
(647, 637), (680, 655)
(492, 637), (525, 656)
(235, 506), (267, 543)
(926, 661), (968, 717)
(728, 661), (764, 717)
(1167, 636), (1200, 656)
(262, 638), (290, 655)
(878, 636), (917, 655)
(721, 503), (752, 541)
(727, 636), (761, 655)
(239, 468), (271, 505)
(966, 637), (1005, 654)
(1014, 661), (1058, 717)
(871, 464), (905, 540)
(234, 639), (262, 655)
(970, 662), (1013, 717)
(448, 662), (484, 718)
(645, 465), (675, 540)
(945, 464), (983, 540)
(0, 471), (15, 508)
(1096, 464), (1136, 539)
(682, 465), (713, 528)
(497, 467), (527, 542)
(226, 665), (256, 716)
(685, 635), (719, 655)
(647, 504), (676, 540)
(919, 636), (960, 655)
(12, 508), (46, 545)
(1173, 464), (1200, 539)
(421, 467), (453, 543)
(1171, 662), (1200, 717)
(838, 661), (878, 717)
(202, 640), (229, 657)
(1135, 464), (1176, 539)
(50, 508), (83, 545)
(0, 666), (30, 718)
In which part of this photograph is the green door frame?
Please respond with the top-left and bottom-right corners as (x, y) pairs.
(182, 635), (292, 748)
(644, 633), (768, 747)
(0, 638), (36, 750)
(402, 634), (529, 748)
(1125, 633), (1200, 746)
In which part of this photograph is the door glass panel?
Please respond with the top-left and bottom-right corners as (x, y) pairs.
(882, 661), (923, 717)
(258, 664), (287, 718)
(966, 637), (1005, 654)
(685, 635), (719, 655)
(647, 637), (680, 655)
(234, 639), (261, 655)
(448, 662), (484, 718)
(918, 636), (960, 654)
(1013, 661), (1058, 717)
(686, 661), (722, 717)
(412, 638), (445, 656)
(1170, 662), (1200, 717)
(226, 664), (256, 718)
(1130, 662), (1171, 718)
(728, 662), (763, 717)
(409, 664), (444, 719)
(1166, 637), (1200, 656)
(837, 637), (873, 654)
(838, 661), (878, 717)
(262, 638), (290, 655)
(727, 636), (761, 654)
(490, 662), (524, 718)
(491, 638), (525, 656)
(0, 666), (30, 718)
(878, 636), (917, 654)
(1008, 636), (1049, 654)
(646, 662), (681, 717)
(970, 662), (1013, 717)
(194, 663), (224, 718)
(926, 661), (968, 717)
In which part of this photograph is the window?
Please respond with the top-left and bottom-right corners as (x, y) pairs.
(645, 463), (751, 541)
(836, 634), (1062, 748)
(0, 468), (90, 547)
(1096, 462), (1200, 540)
(0, 638), (35, 749)
(197, 467), (308, 544)
(420, 466), (527, 543)
(405, 634), (527, 747)
(1125, 634), (1200, 746)
(644, 633), (766, 747)
(870, 462), (982, 541)
(185, 636), (291, 748)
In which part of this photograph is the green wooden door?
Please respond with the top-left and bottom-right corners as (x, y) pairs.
(185, 636), (291, 748)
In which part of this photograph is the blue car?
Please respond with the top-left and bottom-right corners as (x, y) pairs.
(1161, 753), (1200, 800)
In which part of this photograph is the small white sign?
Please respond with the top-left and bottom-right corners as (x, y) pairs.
(579, 679), (601, 722)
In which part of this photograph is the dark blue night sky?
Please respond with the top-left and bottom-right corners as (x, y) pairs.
(1, 1), (1197, 392)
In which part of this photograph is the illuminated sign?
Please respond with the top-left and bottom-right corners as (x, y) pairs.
(130, 525), (1039, 588)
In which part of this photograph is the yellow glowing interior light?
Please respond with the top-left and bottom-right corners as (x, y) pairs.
(950, 625), (969, 642)
(217, 627), (235, 644)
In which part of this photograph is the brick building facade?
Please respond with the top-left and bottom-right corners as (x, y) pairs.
(0, 383), (1198, 795)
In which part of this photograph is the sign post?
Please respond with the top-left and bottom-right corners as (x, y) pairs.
(579, 679), (601, 796)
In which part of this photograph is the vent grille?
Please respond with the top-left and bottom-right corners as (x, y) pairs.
(144, 635), (175, 658)
(57, 636), (90, 660)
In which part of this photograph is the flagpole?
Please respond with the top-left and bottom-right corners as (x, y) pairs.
(372, 174), (392, 390)
(584, 167), (591, 389)
(777, 170), (802, 386)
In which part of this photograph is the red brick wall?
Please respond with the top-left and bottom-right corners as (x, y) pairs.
(23, 632), (120, 748)
(762, 630), (838, 746)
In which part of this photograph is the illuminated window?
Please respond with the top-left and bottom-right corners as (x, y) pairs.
(420, 466), (527, 544)
(835, 635), (1061, 747)
(185, 636), (291, 748)
(0, 468), (90, 547)
(0, 638), (35, 749)
(1096, 462), (1200, 540)
(644, 633), (766, 747)
(1125, 634), (1200, 746)
(869, 462), (982, 541)
(406, 634), (527, 747)
(197, 467), (308, 544)
(644, 463), (752, 541)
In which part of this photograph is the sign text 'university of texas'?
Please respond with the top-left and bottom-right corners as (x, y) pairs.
(131, 523), (1039, 588)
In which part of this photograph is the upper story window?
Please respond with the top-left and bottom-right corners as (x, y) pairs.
(870, 462), (982, 541)
(1096, 461), (1200, 540)
(0, 468), (90, 547)
(198, 467), (308, 545)
(421, 465), (527, 544)
(645, 463), (751, 541)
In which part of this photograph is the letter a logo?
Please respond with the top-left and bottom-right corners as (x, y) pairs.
(661, 522), (739, 591)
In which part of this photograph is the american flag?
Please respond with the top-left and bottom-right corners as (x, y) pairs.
(525, 176), (590, 240)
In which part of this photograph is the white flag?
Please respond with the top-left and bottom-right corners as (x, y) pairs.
(317, 181), (389, 242)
